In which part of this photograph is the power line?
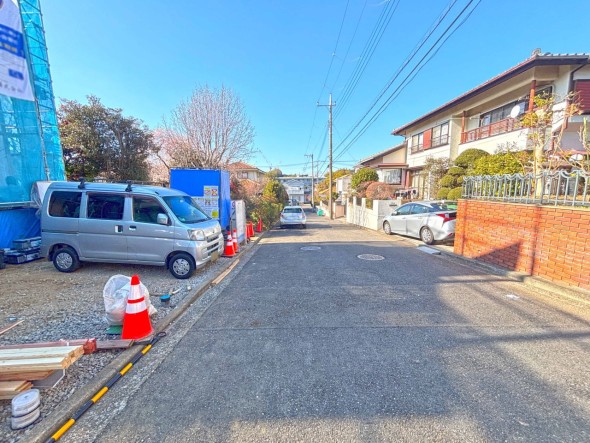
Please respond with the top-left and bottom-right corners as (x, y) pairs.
(334, 0), (401, 119)
(333, 0), (481, 162)
(305, 0), (350, 159)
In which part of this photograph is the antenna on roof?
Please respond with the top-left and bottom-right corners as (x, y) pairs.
(531, 48), (542, 57)
(78, 178), (86, 189)
(125, 180), (133, 192)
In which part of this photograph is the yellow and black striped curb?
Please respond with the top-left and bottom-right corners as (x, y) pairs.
(45, 332), (166, 443)
(32, 230), (268, 443)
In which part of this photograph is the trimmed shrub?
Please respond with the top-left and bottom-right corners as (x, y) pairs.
(447, 166), (464, 176)
(472, 152), (523, 176)
(437, 187), (451, 199)
(447, 187), (463, 200)
(351, 168), (379, 190)
(439, 175), (456, 188)
(454, 149), (489, 169)
(366, 182), (395, 199)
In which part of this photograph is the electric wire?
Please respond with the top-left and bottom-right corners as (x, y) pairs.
(333, 0), (481, 163)
(334, 0), (401, 120)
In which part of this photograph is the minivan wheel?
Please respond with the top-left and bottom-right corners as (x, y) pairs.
(420, 227), (435, 245)
(53, 246), (80, 273)
(169, 252), (195, 279)
(383, 221), (392, 235)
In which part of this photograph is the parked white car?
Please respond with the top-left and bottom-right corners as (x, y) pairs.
(382, 201), (457, 244)
(280, 206), (307, 228)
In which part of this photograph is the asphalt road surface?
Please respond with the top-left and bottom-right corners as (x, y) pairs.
(63, 209), (590, 443)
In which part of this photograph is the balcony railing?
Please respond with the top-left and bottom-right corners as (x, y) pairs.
(461, 117), (520, 144)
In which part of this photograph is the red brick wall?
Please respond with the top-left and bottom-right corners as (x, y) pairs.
(454, 200), (590, 291)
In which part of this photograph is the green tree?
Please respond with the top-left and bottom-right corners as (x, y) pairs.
(262, 179), (289, 204)
(58, 96), (156, 181)
(316, 168), (352, 192)
(351, 168), (378, 191)
(472, 153), (523, 175)
(266, 168), (283, 178)
(454, 149), (489, 171)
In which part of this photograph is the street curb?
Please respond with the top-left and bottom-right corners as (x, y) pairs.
(28, 231), (268, 443)
(429, 244), (590, 305)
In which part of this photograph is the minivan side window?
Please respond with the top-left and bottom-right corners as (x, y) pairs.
(87, 194), (125, 220)
(48, 191), (82, 218)
(133, 196), (167, 224)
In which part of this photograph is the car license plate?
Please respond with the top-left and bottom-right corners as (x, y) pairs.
(210, 249), (219, 262)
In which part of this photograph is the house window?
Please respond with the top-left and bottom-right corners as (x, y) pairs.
(411, 133), (424, 153)
(479, 86), (553, 126)
(239, 172), (248, 179)
(431, 123), (449, 147)
(382, 169), (402, 185)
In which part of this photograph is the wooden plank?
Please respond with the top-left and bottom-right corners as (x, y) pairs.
(0, 338), (96, 355)
(0, 357), (68, 373)
(96, 339), (134, 350)
(0, 320), (24, 336)
(0, 371), (54, 381)
(0, 345), (83, 361)
(0, 381), (27, 392)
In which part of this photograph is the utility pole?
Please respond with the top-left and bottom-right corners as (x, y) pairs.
(305, 153), (315, 208)
(318, 93), (335, 219)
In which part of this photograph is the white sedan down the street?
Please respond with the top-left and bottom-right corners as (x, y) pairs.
(382, 201), (457, 244)
(280, 206), (307, 229)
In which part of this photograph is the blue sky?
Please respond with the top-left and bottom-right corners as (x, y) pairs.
(41, 0), (590, 176)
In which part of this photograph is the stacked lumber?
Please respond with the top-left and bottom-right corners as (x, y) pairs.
(0, 381), (33, 400)
(0, 345), (84, 384)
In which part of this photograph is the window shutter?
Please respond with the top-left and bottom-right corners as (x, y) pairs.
(576, 80), (590, 114)
(423, 129), (432, 149)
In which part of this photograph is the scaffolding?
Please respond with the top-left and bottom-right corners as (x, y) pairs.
(0, 0), (64, 206)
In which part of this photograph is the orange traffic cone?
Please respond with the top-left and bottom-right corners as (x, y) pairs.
(224, 232), (235, 257)
(248, 222), (254, 238)
(233, 229), (239, 253)
(121, 275), (153, 340)
(256, 218), (263, 233)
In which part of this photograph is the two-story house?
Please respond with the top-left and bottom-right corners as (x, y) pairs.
(355, 142), (408, 189)
(277, 175), (321, 204)
(227, 162), (266, 182)
(392, 52), (590, 198)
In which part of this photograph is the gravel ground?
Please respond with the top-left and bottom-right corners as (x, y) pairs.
(0, 253), (234, 442)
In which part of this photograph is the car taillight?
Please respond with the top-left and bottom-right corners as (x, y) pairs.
(436, 213), (455, 223)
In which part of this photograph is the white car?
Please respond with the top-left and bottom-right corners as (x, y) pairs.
(280, 206), (306, 229)
(382, 201), (457, 244)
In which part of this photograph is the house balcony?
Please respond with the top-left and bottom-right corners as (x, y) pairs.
(461, 117), (520, 144)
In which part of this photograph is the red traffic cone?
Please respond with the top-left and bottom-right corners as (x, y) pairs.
(256, 218), (263, 233)
(223, 232), (235, 257)
(121, 275), (153, 340)
(233, 229), (239, 253)
(248, 222), (254, 238)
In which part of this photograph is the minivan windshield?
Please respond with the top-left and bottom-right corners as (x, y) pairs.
(163, 196), (210, 224)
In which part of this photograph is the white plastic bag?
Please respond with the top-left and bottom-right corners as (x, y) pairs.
(103, 275), (157, 326)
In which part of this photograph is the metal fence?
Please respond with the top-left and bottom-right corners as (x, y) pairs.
(462, 170), (590, 207)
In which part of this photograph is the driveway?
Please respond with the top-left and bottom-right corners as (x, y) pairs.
(62, 209), (590, 442)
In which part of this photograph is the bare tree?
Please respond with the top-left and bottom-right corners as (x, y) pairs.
(157, 85), (255, 170)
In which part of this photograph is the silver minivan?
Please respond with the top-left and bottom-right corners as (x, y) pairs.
(40, 181), (224, 279)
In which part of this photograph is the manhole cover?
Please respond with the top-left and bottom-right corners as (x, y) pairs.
(301, 246), (321, 251)
(357, 254), (385, 261)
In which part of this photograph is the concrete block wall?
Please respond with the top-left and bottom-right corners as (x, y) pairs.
(454, 200), (590, 291)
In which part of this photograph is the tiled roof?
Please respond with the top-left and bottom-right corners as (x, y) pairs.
(227, 161), (263, 172)
(392, 52), (590, 135)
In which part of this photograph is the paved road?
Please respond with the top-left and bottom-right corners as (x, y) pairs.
(64, 210), (590, 442)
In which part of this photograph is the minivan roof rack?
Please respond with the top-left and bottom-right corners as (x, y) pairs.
(78, 178), (86, 189)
